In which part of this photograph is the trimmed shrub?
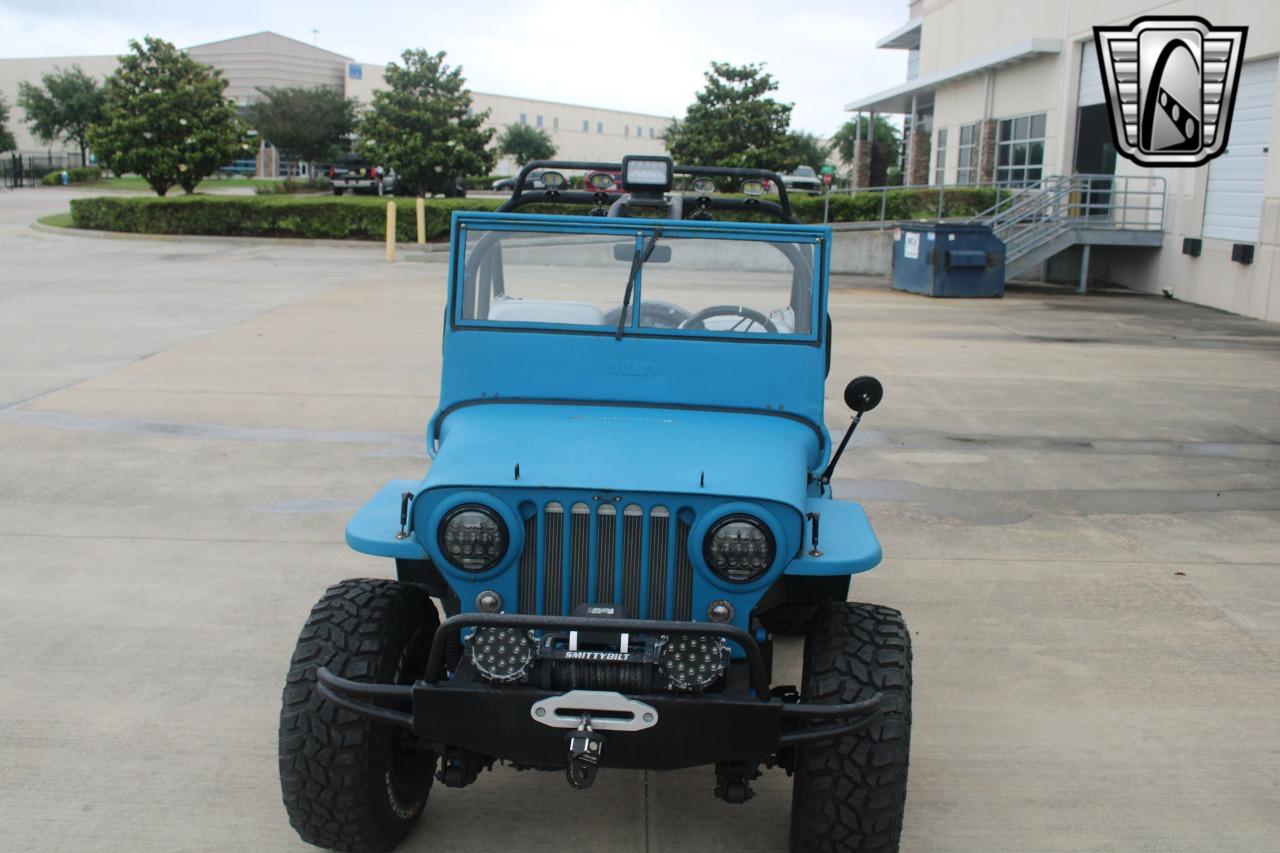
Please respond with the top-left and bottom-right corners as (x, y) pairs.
(69, 195), (505, 242)
(67, 186), (1002, 241)
(41, 166), (103, 186)
(254, 177), (334, 195)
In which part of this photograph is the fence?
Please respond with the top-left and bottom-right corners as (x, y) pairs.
(2, 152), (92, 189)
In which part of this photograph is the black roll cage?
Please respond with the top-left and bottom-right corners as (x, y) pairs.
(465, 159), (814, 328)
(498, 159), (800, 225)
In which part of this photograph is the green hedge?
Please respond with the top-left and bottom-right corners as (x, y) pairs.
(41, 167), (104, 186)
(67, 186), (1001, 242)
(69, 195), (506, 242)
(253, 177), (333, 195)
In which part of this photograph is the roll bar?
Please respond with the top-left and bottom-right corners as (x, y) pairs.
(498, 159), (800, 225)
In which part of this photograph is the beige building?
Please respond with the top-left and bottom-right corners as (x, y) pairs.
(847, 0), (1280, 322)
(1, 31), (670, 175)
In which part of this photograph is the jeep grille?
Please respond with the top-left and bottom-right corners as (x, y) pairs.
(517, 500), (694, 620)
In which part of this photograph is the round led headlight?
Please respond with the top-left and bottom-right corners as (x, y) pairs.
(469, 626), (534, 683)
(703, 514), (775, 583)
(437, 504), (508, 572)
(659, 634), (728, 691)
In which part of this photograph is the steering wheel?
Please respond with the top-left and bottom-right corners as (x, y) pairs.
(679, 305), (778, 334)
(603, 299), (692, 329)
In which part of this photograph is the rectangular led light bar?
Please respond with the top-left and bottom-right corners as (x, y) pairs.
(621, 155), (674, 193)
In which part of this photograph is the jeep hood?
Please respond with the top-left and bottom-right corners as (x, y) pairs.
(422, 403), (822, 513)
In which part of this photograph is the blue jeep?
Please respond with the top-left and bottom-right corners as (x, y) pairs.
(279, 157), (911, 853)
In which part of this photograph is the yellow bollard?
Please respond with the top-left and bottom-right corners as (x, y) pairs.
(386, 201), (396, 263)
(415, 197), (426, 244)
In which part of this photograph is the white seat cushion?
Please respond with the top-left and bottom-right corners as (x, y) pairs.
(488, 299), (605, 326)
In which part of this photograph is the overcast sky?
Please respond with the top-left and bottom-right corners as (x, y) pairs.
(0, 0), (908, 136)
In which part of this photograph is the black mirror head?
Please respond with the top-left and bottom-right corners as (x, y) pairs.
(844, 376), (883, 413)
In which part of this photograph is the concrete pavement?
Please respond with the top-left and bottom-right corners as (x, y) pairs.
(1, 187), (1279, 851)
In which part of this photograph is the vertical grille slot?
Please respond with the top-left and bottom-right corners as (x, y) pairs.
(543, 502), (564, 615)
(647, 507), (669, 619)
(569, 502), (591, 611)
(595, 504), (616, 604)
(621, 504), (644, 617)
(518, 514), (537, 613)
(673, 518), (694, 621)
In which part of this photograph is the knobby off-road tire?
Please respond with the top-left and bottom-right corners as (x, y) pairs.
(279, 579), (441, 853)
(789, 602), (912, 853)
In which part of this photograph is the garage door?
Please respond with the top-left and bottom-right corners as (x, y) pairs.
(1203, 58), (1278, 242)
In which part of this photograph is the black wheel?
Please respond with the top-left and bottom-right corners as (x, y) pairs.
(789, 602), (912, 853)
(279, 579), (441, 853)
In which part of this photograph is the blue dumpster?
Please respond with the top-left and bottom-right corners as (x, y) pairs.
(891, 222), (1005, 297)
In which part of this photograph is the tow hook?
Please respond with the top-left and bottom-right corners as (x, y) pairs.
(565, 716), (606, 790)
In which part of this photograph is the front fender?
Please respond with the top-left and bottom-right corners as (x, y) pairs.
(784, 498), (882, 576)
(345, 480), (427, 560)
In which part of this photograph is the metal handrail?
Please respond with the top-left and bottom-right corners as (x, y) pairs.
(967, 173), (1166, 263)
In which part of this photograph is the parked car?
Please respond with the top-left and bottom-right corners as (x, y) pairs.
(279, 154), (911, 853)
(781, 165), (823, 195)
(328, 154), (395, 196)
(492, 169), (559, 192)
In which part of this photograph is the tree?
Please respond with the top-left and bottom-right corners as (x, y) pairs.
(832, 115), (900, 163)
(248, 85), (356, 168)
(831, 116), (901, 186)
(783, 131), (832, 170)
(16, 66), (105, 162)
(357, 49), (495, 197)
(664, 62), (794, 171)
(90, 37), (249, 196)
(496, 123), (556, 167)
(0, 93), (15, 153)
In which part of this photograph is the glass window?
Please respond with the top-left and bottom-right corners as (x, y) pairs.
(625, 125), (630, 138)
(536, 114), (543, 128)
(520, 113), (527, 125)
(934, 128), (948, 185)
(955, 122), (978, 184)
(459, 228), (817, 338)
(553, 116), (559, 131)
(649, 127), (655, 139)
(597, 121), (603, 134)
(995, 113), (1046, 187)
(637, 125), (642, 136)
(582, 119), (589, 132)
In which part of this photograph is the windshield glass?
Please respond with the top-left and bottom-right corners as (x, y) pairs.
(458, 225), (818, 338)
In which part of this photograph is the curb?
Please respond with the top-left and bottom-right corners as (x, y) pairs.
(28, 221), (451, 256)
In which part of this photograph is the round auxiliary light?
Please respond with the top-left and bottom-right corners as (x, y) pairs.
(540, 170), (566, 189)
(438, 504), (508, 572)
(475, 590), (502, 613)
(469, 626), (534, 683)
(587, 172), (615, 190)
(707, 600), (735, 623)
(690, 176), (717, 195)
(703, 514), (775, 583)
(659, 635), (728, 691)
(739, 178), (765, 196)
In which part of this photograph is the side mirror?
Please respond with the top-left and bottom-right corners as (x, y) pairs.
(844, 376), (883, 413)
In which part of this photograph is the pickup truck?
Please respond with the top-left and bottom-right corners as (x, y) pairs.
(781, 165), (823, 195)
(328, 154), (396, 196)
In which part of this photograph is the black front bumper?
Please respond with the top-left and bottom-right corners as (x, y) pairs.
(316, 612), (882, 771)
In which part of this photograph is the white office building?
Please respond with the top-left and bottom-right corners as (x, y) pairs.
(0, 31), (670, 177)
(846, 0), (1280, 322)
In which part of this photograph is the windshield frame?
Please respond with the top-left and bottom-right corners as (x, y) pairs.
(450, 213), (827, 347)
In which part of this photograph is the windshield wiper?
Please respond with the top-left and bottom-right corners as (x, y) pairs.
(615, 228), (662, 340)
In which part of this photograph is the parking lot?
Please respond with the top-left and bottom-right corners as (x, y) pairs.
(2, 187), (1279, 852)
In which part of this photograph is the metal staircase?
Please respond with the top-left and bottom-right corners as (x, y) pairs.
(968, 174), (1167, 290)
